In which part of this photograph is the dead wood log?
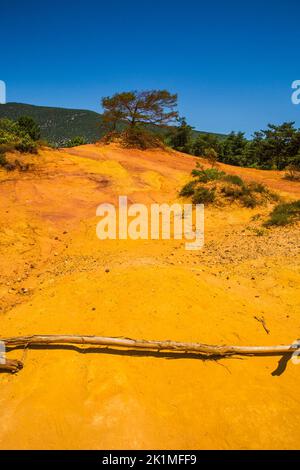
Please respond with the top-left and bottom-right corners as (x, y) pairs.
(2, 334), (300, 358)
(0, 358), (23, 373)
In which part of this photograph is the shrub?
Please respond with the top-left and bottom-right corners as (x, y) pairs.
(240, 193), (258, 208)
(180, 162), (280, 208)
(192, 166), (225, 182)
(264, 201), (300, 226)
(222, 174), (244, 186)
(248, 182), (267, 193)
(15, 134), (38, 153)
(179, 180), (197, 197)
(221, 185), (244, 198)
(0, 118), (38, 155)
(17, 116), (41, 141)
(221, 184), (258, 207)
(192, 186), (216, 204)
(284, 164), (300, 181)
(64, 136), (87, 147)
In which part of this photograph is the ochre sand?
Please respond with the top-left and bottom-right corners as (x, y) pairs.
(0, 144), (299, 449)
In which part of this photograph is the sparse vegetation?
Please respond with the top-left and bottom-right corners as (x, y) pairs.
(204, 147), (218, 167)
(284, 154), (300, 181)
(192, 186), (216, 204)
(180, 162), (280, 208)
(264, 201), (300, 227)
(179, 180), (197, 197)
(0, 117), (41, 170)
(100, 127), (165, 150)
(222, 174), (244, 186)
(0, 118), (38, 154)
(64, 136), (87, 147)
(191, 164), (225, 182)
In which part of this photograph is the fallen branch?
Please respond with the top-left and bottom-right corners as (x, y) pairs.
(1, 333), (300, 373)
(254, 316), (270, 335)
(0, 358), (23, 373)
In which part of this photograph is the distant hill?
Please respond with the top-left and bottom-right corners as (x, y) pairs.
(0, 102), (226, 146)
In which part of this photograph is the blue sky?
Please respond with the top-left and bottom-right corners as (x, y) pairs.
(1, 0), (300, 136)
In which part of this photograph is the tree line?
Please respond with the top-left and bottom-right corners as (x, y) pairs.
(101, 90), (300, 172)
(167, 119), (300, 171)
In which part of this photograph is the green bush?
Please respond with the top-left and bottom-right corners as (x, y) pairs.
(191, 166), (225, 182)
(64, 136), (87, 147)
(264, 201), (300, 226)
(179, 180), (197, 197)
(17, 116), (41, 141)
(0, 118), (38, 155)
(221, 184), (258, 207)
(240, 193), (258, 208)
(221, 185), (244, 198)
(192, 186), (216, 204)
(247, 182), (266, 193)
(180, 162), (280, 208)
(222, 174), (244, 186)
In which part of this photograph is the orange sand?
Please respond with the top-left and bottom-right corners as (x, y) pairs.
(0, 144), (299, 449)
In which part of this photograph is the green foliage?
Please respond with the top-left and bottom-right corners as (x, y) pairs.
(64, 136), (87, 147)
(0, 118), (38, 154)
(264, 201), (300, 226)
(192, 165), (225, 182)
(192, 133), (221, 156)
(192, 186), (216, 204)
(219, 132), (248, 166)
(244, 123), (300, 170)
(240, 193), (258, 208)
(0, 102), (106, 146)
(179, 180), (197, 197)
(101, 90), (178, 130)
(222, 174), (244, 186)
(17, 116), (41, 141)
(178, 122), (300, 171)
(283, 152), (300, 181)
(203, 147), (218, 167)
(167, 117), (193, 153)
(221, 185), (244, 198)
(0, 102), (226, 147)
(181, 161), (280, 208)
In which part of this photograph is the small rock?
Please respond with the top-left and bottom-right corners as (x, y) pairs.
(20, 287), (29, 294)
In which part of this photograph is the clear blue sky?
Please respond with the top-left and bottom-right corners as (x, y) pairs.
(1, 0), (300, 136)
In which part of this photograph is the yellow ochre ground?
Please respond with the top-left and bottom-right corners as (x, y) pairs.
(0, 143), (299, 449)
